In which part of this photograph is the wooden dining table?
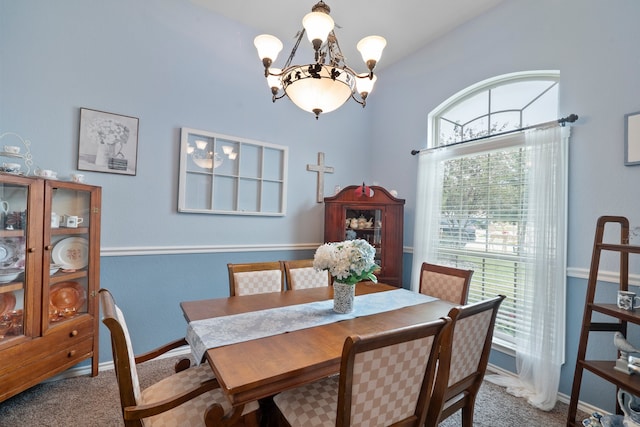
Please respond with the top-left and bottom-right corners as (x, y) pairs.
(180, 282), (455, 413)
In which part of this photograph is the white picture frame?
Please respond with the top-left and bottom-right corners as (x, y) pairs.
(625, 111), (640, 166)
(78, 108), (139, 175)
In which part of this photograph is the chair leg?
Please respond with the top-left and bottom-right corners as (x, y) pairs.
(256, 396), (279, 427)
(244, 410), (260, 427)
(205, 403), (260, 427)
(174, 358), (192, 373)
(461, 397), (476, 427)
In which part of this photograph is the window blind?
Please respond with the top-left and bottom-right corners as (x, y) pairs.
(434, 138), (534, 347)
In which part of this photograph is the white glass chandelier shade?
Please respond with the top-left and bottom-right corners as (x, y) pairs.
(302, 11), (334, 44)
(356, 35), (387, 63)
(283, 65), (355, 115)
(254, 34), (283, 63)
(355, 73), (377, 96)
(266, 68), (283, 91)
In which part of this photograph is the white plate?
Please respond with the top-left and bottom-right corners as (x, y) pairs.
(0, 237), (25, 269)
(52, 237), (89, 270)
(0, 242), (15, 263)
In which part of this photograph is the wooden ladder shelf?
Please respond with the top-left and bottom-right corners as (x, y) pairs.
(568, 216), (640, 425)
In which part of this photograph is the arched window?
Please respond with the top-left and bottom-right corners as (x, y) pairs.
(413, 70), (567, 384)
(430, 71), (559, 147)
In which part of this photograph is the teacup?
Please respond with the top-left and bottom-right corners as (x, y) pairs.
(2, 163), (20, 173)
(51, 212), (60, 228)
(4, 146), (20, 154)
(36, 169), (56, 178)
(617, 290), (640, 311)
(62, 215), (84, 228)
(71, 173), (85, 183)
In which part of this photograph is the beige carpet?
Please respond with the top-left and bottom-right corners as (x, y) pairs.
(0, 357), (584, 426)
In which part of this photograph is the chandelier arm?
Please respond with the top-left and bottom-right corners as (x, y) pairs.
(283, 29), (306, 69)
(272, 92), (287, 102)
(340, 64), (360, 76)
(350, 93), (366, 107)
(326, 30), (345, 67)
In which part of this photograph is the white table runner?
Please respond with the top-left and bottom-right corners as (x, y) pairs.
(186, 288), (436, 363)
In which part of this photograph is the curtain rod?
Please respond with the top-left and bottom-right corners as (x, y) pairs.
(410, 113), (578, 156)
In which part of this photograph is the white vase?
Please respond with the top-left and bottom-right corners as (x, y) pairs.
(333, 281), (355, 314)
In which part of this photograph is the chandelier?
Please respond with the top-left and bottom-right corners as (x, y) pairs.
(253, 1), (386, 119)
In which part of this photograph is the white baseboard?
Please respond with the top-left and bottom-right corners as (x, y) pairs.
(486, 363), (607, 418)
(44, 345), (193, 383)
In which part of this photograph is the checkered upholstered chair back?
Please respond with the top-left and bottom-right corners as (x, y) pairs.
(283, 259), (331, 290)
(273, 317), (451, 427)
(100, 289), (259, 427)
(227, 261), (285, 296)
(425, 295), (506, 427)
(419, 262), (473, 304)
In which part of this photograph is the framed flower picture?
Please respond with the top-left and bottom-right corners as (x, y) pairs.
(78, 108), (139, 175)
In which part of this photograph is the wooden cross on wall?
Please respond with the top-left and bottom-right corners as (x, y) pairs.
(307, 152), (334, 203)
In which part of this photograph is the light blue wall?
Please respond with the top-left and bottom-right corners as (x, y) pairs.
(0, 0), (379, 249)
(2, 0), (640, 413)
(371, 0), (640, 413)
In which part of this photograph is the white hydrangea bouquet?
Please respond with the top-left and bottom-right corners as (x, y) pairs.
(313, 239), (380, 285)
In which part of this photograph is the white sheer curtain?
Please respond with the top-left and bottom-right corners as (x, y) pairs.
(410, 148), (445, 292)
(411, 125), (569, 410)
(485, 125), (569, 410)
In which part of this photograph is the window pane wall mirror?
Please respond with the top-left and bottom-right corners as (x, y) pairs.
(178, 128), (288, 215)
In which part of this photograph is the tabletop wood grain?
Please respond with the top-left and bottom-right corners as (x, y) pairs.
(181, 282), (454, 406)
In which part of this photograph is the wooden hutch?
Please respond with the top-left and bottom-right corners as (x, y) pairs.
(0, 173), (101, 402)
(324, 185), (405, 287)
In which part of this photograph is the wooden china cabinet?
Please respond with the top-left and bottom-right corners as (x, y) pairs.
(324, 185), (405, 287)
(0, 173), (101, 402)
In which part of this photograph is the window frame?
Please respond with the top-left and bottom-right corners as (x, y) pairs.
(178, 128), (288, 216)
(428, 70), (560, 149)
(424, 71), (561, 351)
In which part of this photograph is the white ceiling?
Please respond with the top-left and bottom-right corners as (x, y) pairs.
(192, 0), (505, 70)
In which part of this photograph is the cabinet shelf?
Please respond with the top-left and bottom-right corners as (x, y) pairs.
(590, 303), (640, 324)
(50, 269), (87, 284)
(51, 227), (89, 236)
(580, 360), (640, 396)
(0, 229), (25, 238)
(0, 282), (23, 293)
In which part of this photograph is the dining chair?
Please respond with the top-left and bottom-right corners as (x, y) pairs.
(227, 261), (285, 296)
(419, 262), (474, 304)
(272, 316), (452, 427)
(99, 289), (259, 427)
(282, 259), (331, 290)
(425, 294), (506, 427)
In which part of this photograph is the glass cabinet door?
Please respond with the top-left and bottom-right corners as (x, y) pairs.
(45, 183), (94, 329)
(0, 181), (32, 342)
(344, 207), (383, 267)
